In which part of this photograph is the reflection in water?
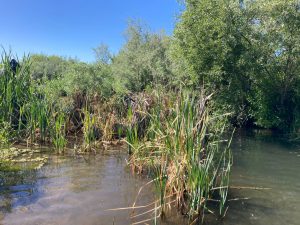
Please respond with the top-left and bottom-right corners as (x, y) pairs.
(206, 130), (300, 225)
(0, 149), (173, 225)
(0, 131), (300, 225)
(0, 167), (39, 214)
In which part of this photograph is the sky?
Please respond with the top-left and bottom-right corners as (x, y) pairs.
(0, 0), (181, 62)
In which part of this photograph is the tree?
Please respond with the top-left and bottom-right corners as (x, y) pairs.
(30, 54), (74, 80)
(173, 0), (255, 125)
(112, 21), (174, 94)
(246, 0), (300, 130)
(93, 43), (112, 64)
(173, 0), (300, 131)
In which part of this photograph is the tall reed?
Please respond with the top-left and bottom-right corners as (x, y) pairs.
(0, 51), (35, 142)
(127, 90), (232, 222)
(126, 106), (139, 154)
(52, 112), (67, 151)
(82, 108), (97, 150)
(26, 97), (51, 143)
(0, 122), (13, 148)
(0, 52), (31, 128)
(0, 51), (54, 145)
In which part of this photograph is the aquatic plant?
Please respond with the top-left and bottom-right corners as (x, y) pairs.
(0, 122), (14, 148)
(126, 106), (139, 154)
(127, 90), (233, 222)
(0, 51), (53, 145)
(82, 108), (97, 150)
(0, 51), (32, 133)
(102, 112), (115, 141)
(25, 97), (51, 143)
(52, 112), (67, 151)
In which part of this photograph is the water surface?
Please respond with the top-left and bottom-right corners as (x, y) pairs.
(0, 131), (299, 225)
(207, 130), (300, 225)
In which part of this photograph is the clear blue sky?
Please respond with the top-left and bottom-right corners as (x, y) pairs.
(0, 0), (180, 62)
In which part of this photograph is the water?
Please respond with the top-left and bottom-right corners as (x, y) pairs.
(209, 130), (300, 225)
(0, 147), (186, 225)
(0, 131), (299, 225)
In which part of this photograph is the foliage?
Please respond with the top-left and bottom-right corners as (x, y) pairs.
(246, 0), (300, 130)
(82, 108), (97, 150)
(0, 1), (298, 223)
(112, 21), (174, 94)
(31, 54), (74, 80)
(173, 0), (229, 86)
(173, 0), (300, 131)
(42, 60), (114, 102)
(0, 122), (13, 148)
(93, 43), (112, 64)
(0, 52), (67, 148)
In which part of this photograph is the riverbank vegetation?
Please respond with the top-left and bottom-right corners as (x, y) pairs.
(0, 0), (299, 223)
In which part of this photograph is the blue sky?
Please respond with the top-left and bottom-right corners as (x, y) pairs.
(0, 0), (180, 62)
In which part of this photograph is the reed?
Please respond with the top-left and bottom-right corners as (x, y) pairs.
(126, 106), (140, 154)
(52, 112), (67, 151)
(0, 51), (33, 141)
(82, 108), (97, 150)
(127, 90), (233, 222)
(38, 100), (51, 143)
(0, 122), (13, 148)
(1, 51), (54, 145)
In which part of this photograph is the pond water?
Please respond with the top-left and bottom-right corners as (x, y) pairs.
(207, 130), (300, 225)
(0, 130), (299, 225)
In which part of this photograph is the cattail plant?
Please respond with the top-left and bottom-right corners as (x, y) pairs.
(52, 112), (67, 151)
(82, 108), (97, 151)
(126, 106), (140, 154)
(0, 51), (33, 141)
(127, 90), (233, 223)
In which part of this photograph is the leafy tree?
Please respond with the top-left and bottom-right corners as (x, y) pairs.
(173, 0), (228, 86)
(30, 54), (74, 80)
(93, 43), (112, 64)
(43, 62), (114, 101)
(173, 0), (300, 131)
(173, 0), (255, 124)
(246, 0), (300, 130)
(112, 21), (174, 94)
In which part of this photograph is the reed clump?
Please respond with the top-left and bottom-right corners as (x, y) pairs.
(0, 52), (68, 150)
(0, 51), (150, 151)
(0, 122), (14, 148)
(82, 108), (98, 151)
(51, 111), (67, 152)
(126, 90), (232, 222)
(0, 51), (37, 143)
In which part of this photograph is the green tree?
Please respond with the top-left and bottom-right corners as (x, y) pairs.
(112, 21), (174, 94)
(246, 0), (300, 130)
(173, 0), (300, 131)
(30, 54), (74, 80)
(173, 0), (255, 124)
(93, 43), (112, 64)
(43, 61), (114, 101)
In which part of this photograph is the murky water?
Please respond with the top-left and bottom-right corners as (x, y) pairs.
(207, 130), (300, 225)
(0, 130), (299, 225)
(0, 147), (186, 225)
